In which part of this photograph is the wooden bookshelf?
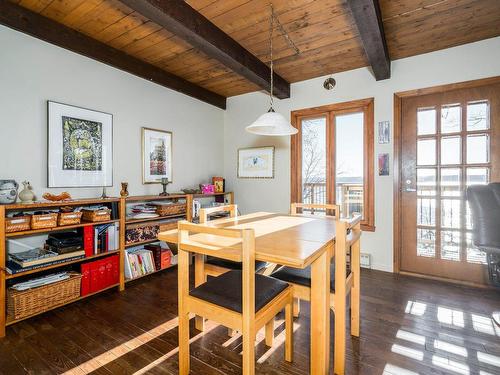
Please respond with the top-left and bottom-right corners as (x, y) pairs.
(0, 197), (124, 337)
(122, 194), (191, 283)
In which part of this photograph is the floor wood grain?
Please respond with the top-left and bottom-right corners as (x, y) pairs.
(1, 269), (499, 374)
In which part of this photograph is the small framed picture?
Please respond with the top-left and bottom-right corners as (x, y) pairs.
(47, 101), (113, 188)
(378, 121), (390, 144)
(142, 127), (172, 184)
(237, 146), (275, 179)
(378, 153), (390, 176)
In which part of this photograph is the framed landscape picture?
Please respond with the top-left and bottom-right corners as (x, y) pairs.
(237, 146), (275, 178)
(142, 127), (172, 184)
(47, 101), (113, 188)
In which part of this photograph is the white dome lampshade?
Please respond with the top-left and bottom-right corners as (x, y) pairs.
(246, 108), (298, 136)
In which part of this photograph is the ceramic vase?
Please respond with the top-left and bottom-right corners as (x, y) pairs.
(18, 181), (35, 204)
(120, 182), (129, 197)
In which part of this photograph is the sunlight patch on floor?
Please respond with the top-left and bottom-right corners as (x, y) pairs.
(396, 329), (426, 345)
(391, 344), (424, 361)
(477, 351), (500, 368)
(471, 313), (500, 336)
(432, 354), (470, 375)
(437, 306), (465, 328)
(61, 314), (214, 375)
(383, 363), (419, 375)
(405, 301), (427, 316)
(256, 321), (300, 364)
(132, 325), (216, 375)
(433, 339), (468, 357)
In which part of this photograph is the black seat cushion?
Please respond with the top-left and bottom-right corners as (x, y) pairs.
(206, 256), (268, 272)
(271, 264), (350, 292)
(190, 270), (288, 313)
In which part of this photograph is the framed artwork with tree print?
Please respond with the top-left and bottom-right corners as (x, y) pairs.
(47, 101), (113, 188)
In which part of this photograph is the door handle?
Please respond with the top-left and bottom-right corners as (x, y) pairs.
(404, 188), (417, 192)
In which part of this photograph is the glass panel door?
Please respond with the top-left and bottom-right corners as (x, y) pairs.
(400, 81), (499, 284)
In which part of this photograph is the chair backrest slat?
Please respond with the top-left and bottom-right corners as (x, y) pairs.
(291, 202), (339, 217)
(199, 204), (237, 224)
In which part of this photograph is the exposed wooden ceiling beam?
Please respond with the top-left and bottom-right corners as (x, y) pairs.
(0, 0), (226, 109)
(347, 0), (391, 80)
(120, 0), (291, 99)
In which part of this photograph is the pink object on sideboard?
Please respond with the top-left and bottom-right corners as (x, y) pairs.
(201, 184), (215, 194)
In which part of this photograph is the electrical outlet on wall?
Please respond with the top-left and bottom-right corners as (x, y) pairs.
(360, 253), (371, 268)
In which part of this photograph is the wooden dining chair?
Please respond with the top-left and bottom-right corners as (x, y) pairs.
(177, 221), (294, 375)
(195, 204), (271, 334)
(271, 203), (362, 375)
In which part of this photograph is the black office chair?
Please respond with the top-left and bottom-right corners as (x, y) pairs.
(466, 182), (500, 326)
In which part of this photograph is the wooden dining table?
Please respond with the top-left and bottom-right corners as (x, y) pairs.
(158, 211), (336, 375)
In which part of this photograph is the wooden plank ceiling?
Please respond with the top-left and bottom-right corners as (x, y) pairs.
(9, 0), (500, 99)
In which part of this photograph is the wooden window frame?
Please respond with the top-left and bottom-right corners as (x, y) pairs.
(291, 98), (375, 231)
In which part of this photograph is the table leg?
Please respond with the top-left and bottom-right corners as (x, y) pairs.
(350, 239), (360, 337)
(194, 254), (205, 331)
(310, 248), (330, 375)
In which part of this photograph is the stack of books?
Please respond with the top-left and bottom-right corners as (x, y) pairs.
(124, 248), (156, 280)
(83, 222), (119, 256)
(144, 244), (172, 270)
(6, 247), (85, 275)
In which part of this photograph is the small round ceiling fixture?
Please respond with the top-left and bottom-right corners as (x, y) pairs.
(323, 77), (336, 90)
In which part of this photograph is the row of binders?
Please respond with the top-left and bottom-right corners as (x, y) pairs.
(83, 223), (119, 256)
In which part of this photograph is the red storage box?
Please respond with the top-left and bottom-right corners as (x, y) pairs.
(82, 255), (119, 295)
(80, 263), (91, 296)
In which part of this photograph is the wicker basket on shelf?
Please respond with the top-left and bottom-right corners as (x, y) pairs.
(7, 272), (82, 320)
(57, 211), (83, 226)
(155, 202), (186, 216)
(5, 216), (31, 233)
(30, 212), (58, 230)
(82, 208), (111, 222)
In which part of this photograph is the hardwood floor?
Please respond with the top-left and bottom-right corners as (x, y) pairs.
(1, 268), (499, 375)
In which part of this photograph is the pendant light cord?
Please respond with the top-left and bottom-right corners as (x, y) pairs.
(269, 3), (274, 109)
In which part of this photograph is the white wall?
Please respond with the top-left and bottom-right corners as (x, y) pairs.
(224, 36), (500, 272)
(0, 25), (224, 199)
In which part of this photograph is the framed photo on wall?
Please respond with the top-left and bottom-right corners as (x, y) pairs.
(378, 120), (390, 144)
(237, 146), (275, 179)
(47, 101), (113, 188)
(142, 127), (172, 184)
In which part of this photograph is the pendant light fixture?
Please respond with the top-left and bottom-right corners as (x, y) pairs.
(245, 5), (297, 136)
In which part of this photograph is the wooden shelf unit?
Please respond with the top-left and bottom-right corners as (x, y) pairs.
(0, 192), (232, 336)
(0, 197), (125, 337)
(122, 194), (191, 281)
